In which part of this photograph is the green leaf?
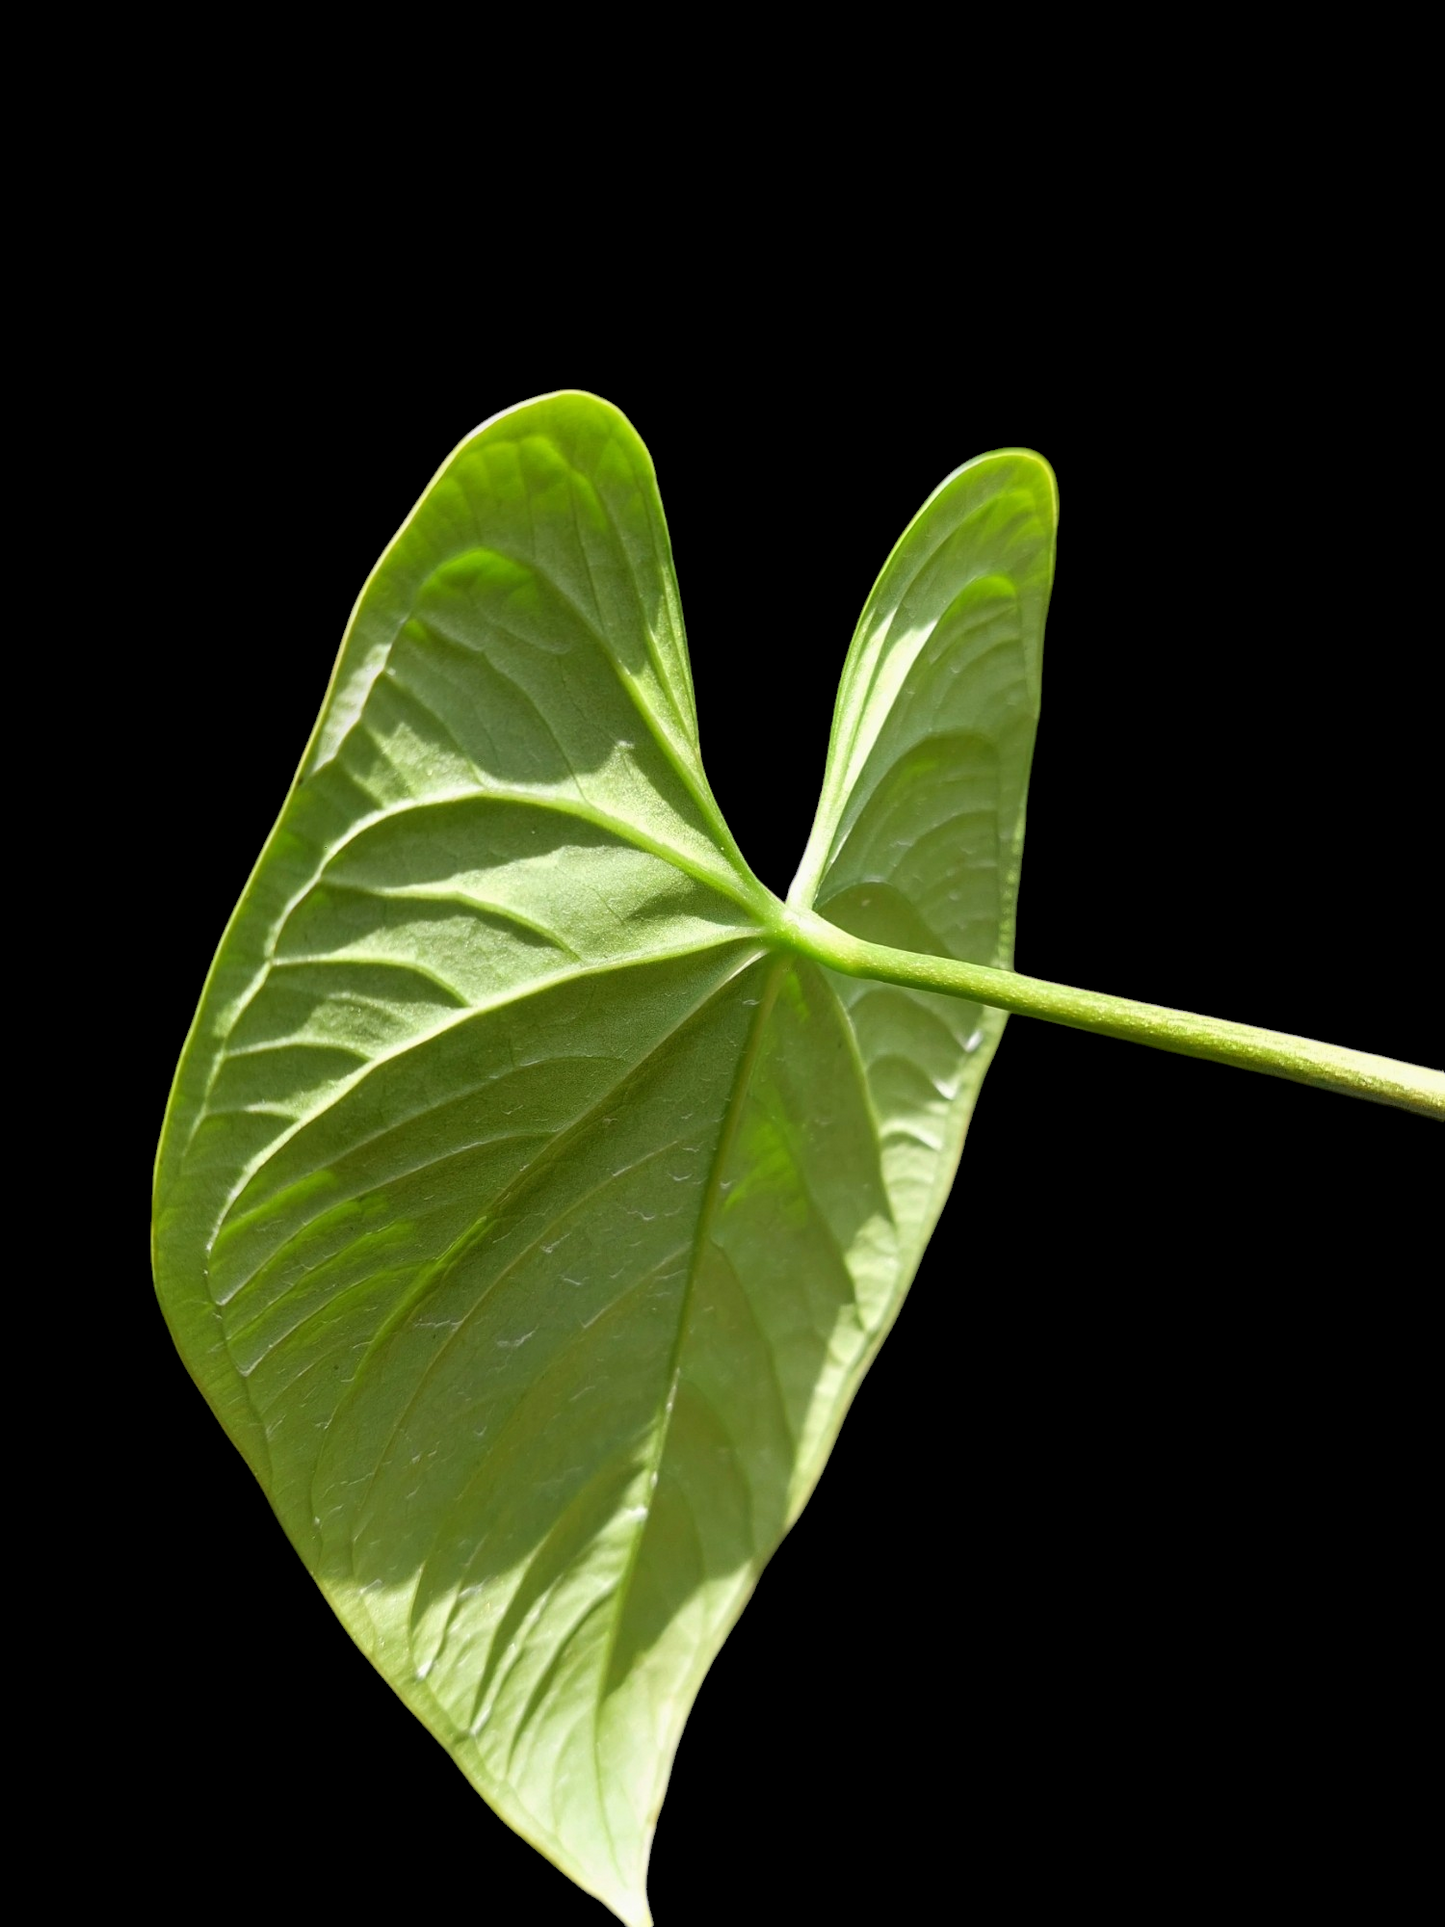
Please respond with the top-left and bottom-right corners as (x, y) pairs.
(152, 392), (1056, 1923)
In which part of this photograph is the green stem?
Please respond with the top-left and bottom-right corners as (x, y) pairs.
(776, 906), (1445, 1121)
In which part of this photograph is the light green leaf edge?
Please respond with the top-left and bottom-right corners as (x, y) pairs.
(152, 393), (1056, 1924)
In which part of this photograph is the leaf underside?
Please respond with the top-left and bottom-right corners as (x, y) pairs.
(153, 394), (1056, 1923)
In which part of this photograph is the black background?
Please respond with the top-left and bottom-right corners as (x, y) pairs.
(127, 279), (1438, 1919)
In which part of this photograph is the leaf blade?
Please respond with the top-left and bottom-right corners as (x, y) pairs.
(153, 406), (1057, 1922)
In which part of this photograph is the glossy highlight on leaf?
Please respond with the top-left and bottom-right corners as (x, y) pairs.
(152, 393), (1057, 1923)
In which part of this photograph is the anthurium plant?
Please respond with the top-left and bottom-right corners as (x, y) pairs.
(152, 392), (1442, 1924)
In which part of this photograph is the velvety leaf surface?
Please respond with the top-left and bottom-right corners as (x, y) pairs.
(153, 395), (1055, 1923)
